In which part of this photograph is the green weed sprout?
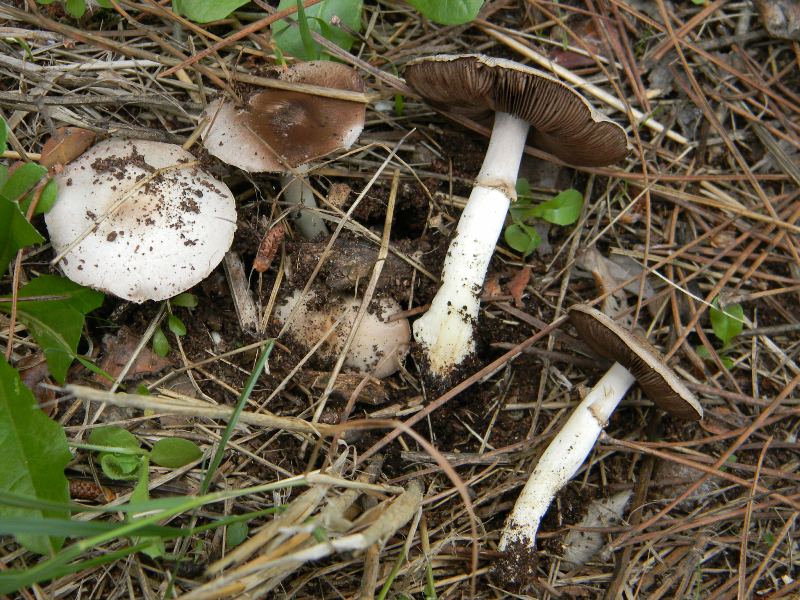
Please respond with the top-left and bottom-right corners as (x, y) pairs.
(696, 296), (745, 369)
(504, 179), (583, 257)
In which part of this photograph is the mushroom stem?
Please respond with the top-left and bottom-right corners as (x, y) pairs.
(280, 172), (329, 241)
(496, 361), (636, 580)
(413, 111), (530, 376)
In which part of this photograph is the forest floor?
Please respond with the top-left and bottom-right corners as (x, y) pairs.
(1, 0), (799, 598)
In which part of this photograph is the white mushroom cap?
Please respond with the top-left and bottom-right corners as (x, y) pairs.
(45, 139), (237, 303)
(276, 289), (410, 379)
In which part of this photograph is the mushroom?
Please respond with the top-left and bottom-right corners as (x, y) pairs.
(275, 289), (411, 379)
(45, 139), (237, 303)
(201, 61), (366, 240)
(404, 54), (630, 379)
(495, 304), (702, 584)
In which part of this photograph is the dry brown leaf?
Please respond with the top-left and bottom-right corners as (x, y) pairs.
(253, 223), (285, 273)
(39, 127), (96, 169)
(18, 353), (56, 416)
(507, 266), (531, 308)
(94, 327), (172, 388)
(483, 273), (502, 298)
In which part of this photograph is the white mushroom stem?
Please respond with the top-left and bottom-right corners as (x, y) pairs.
(280, 168), (329, 241)
(413, 112), (530, 376)
(498, 362), (636, 558)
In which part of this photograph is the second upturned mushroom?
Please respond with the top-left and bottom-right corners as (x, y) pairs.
(495, 304), (702, 584)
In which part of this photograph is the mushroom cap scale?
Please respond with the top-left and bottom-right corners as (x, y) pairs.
(568, 304), (703, 420)
(45, 139), (237, 303)
(404, 54), (630, 167)
(202, 62), (366, 173)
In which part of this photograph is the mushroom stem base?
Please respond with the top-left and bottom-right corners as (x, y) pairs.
(497, 361), (636, 580)
(413, 112), (530, 377)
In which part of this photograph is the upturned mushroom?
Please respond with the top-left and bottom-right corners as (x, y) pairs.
(45, 139), (237, 303)
(201, 61), (366, 240)
(275, 289), (411, 379)
(404, 54), (630, 379)
(496, 304), (702, 583)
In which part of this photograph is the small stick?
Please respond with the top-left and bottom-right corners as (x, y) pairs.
(223, 251), (260, 334)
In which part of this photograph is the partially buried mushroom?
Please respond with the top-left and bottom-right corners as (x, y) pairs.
(495, 304), (702, 584)
(45, 139), (237, 303)
(404, 54), (630, 380)
(276, 289), (411, 379)
(202, 62), (366, 240)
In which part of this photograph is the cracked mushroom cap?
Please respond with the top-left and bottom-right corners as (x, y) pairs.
(404, 54), (630, 167)
(202, 62), (366, 173)
(45, 139), (237, 303)
(568, 304), (703, 420)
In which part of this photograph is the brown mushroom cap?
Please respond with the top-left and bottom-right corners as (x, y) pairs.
(405, 54), (630, 167)
(568, 304), (703, 420)
(202, 62), (366, 172)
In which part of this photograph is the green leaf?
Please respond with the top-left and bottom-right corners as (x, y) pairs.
(22, 178), (58, 215)
(0, 194), (44, 272)
(509, 197), (536, 221)
(0, 116), (7, 154)
(3, 162), (47, 215)
(149, 438), (202, 468)
(0, 356), (71, 554)
(167, 314), (187, 337)
(172, 0), (251, 23)
(152, 328), (169, 357)
(225, 521), (248, 549)
(0, 276), (104, 383)
(710, 299), (744, 346)
(88, 426), (141, 451)
(99, 454), (142, 480)
(171, 292), (198, 308)
(295, 0), (319, 60)
(529, 188), (583, 225)
(272, 0), (362, 60)
(405, 0), (483, 25)
(515, 177), (532, 200)
(695, 345), (711, 360)
(504, 222), (540, 257)
(65, 0), (87, 17)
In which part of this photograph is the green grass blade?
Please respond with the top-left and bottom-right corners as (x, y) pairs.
(200, 340), (274, 494)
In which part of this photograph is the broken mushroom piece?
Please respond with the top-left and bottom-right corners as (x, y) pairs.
(495, 304), (702, 584)
(275, 289), (411, 379)
(404, 54), (630, 380)
(201, 61), (366, 240)
(45, 139), (237, 303)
